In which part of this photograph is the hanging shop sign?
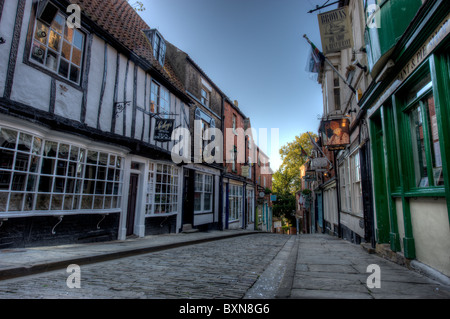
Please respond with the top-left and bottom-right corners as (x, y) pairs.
(154, 118), (175, 142)
(310, 157), (329, 170)
(321, 118), (350, 150)
(303, 173), (317, 182)
(318, 6), (353, 54)
(241, 165), (250, 178)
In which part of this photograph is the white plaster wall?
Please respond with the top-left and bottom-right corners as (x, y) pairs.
(340, 211), (365, 238)
(114, 54), (128, 136)
(54, 81), (82, 121)
(85, 35), (104, 129)
(12, 64), (52, 111)
(142, 74), (151, 143)
(97, 45), (118, 133)
(10, 0), (51, 111)
(194, 213), (214, 226)
(0, 0), (19, 97)
(410, 198), (450, 277)
(134, 67), (146, 140)
(124, 61), (134, 138)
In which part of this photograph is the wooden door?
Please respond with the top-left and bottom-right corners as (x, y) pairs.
(126, 173), (139, 236)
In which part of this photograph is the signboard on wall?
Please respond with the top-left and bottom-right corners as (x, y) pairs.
(322, 118), (350, 150)
(154, 119), (175, 142)
(241, 165), (250, 178)
(318, 6), (353, 54)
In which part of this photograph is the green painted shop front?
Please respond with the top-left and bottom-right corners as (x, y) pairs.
(362, 0), (450, 276)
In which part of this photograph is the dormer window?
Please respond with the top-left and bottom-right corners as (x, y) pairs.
(143, 29), (166, 66)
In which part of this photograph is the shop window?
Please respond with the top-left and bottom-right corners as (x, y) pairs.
(145, 163), (179, 215)
(31, 10), (85, 84)
(0, 126), (123, 213)
(194, 173), (213, 213)
(229, 184), (242, 221)
(404, 72), (444, 188)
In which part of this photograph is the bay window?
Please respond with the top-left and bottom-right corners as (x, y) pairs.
(0, 126), (123, 214)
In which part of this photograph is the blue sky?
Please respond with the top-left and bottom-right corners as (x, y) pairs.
(138, 0), (338, 172)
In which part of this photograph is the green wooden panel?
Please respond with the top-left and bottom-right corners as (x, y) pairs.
(369, 111), (390, 243)
(365, 0), (423, 71)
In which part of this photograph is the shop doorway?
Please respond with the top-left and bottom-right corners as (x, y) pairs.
(126, 173), (139, 236)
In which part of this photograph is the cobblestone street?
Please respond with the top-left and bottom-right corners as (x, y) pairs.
(0, 234), (290, 299)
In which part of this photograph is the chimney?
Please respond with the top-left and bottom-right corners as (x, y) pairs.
(234, 100), (238, 107)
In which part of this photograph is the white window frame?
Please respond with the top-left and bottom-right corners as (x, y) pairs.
(194, 172), (213, 213)
(201, 86), (210, 107)
(350, 150), (363, 216)
(145, 162), (179, 216)
(0, 126), (124, 217)
(228, 184), (243, 222)
(151, 81), (170, 118)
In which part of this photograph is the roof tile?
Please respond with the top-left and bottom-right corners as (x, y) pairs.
(70, 0), (185, 93)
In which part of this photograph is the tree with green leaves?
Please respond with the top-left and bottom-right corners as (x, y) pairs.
(273, 132), (317, 195)
(272, 132), (317, 227)
(128, 1), (146, 12)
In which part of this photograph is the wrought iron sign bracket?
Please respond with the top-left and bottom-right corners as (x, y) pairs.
(114, 101), (131, 118)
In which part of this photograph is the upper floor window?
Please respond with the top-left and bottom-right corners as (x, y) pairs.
(201, 86), (210, 107)
(151, 81), (170, 118)
(333, 69), (341, 111)
(31, 10), (85, 85)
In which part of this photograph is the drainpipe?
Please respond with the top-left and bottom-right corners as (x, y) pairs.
(218, 95), (225, 231)
(334, 150), (342, 238)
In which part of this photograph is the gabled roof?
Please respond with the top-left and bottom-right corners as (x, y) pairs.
(70, 0), (185, 94)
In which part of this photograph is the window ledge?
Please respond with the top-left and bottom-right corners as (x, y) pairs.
(145, 212), (178, 217)
(0, 209), (120, 219)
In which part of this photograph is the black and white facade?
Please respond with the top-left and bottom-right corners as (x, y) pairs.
(0, 0), (191, 247)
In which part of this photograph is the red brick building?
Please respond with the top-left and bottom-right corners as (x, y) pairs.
(221, 97), (273, 230)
